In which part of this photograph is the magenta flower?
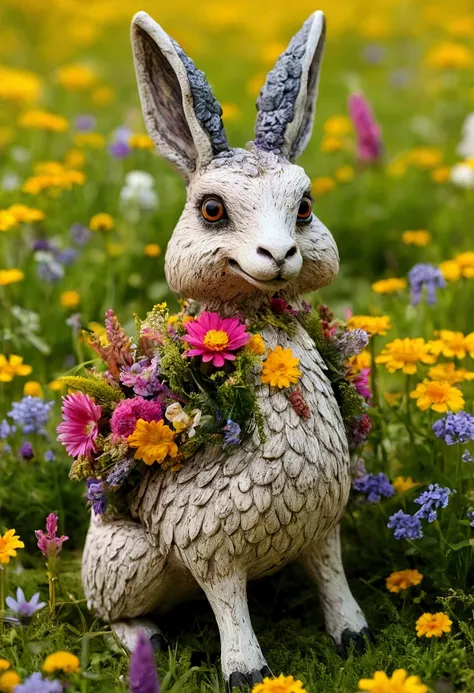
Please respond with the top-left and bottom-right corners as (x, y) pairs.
(129, 631), (160, 693)
(56, 391), (102, 458)
(35, 513), (68, 558)
(110, 396), (163, 439)
(184, 312), (250, 368)
(348, 92), (382, 162)
(353, 367), (372, 403)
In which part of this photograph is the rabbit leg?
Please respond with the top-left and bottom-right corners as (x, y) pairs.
(197, 572), (271, 688)
(82, 514), (168, 649)
(299, 524), (371, 654)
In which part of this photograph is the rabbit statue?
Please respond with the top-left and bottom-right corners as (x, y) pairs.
(83, 9), (369, 688)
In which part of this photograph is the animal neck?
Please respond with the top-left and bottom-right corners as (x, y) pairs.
(198, 290), (306, 319)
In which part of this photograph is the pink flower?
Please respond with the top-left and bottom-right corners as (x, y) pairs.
(35, 513), (68, 558)
(353, 367), (372, 403)
(56, 391), (102, 458)
(348, 92), (382, 162)
(183, 311), (250, 368)
(110, 396), (163, 439)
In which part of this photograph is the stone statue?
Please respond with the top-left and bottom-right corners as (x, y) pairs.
(83, 10), (369, 688)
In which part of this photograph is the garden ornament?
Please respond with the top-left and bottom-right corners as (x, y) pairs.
(82, 10), (370, 688)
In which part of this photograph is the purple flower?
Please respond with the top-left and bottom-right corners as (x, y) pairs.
(15, 672), (63, 693)
(44, 449), (56, 462)
(37, 259), (64, 283)
(8, 396), (54, 436)
(223, 420), (241, 447)
(106, 458), (135, 489)
(467, 510), (474, 528)
(110, 397), (163, 439)
(66, 313), (82, 332)
(32, 238), (53, 252)
(353, 472), (394, 503)
(433, 411), (474, 446)
(86, 479), (107, 515)
(54, 248), (78, 266)
(129, 631), (160, 693)
(0, 419), (15, 439)
(345, 413), (371, 449)
(35, 513), (69, 558)
(19, 441), (34, 460)
(6, 587), (46, 620)
(120, 358), (161, 396)
(387, 510), (423, 540)
(348, 92), (382, 162)
(414, 484), (452, 523)
(462, 450), (473, 464)
(109, 139), (131, 158)
(352, 368), (371, 403)
(408, 263), (446, 306)
(75, 114), (96, 132)
(69, 222), (92, 246)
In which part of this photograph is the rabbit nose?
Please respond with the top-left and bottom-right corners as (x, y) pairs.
(257, 244), (298, 267)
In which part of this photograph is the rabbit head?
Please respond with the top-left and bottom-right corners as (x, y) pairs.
(131, 11), (339, 308)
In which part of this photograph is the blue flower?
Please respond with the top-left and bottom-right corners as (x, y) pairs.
(353, 472), (395, 503)
(0, 419), (15, 439)
(44, 449), (56, 463)
(462, 450), (473, 464)
(467, 510), (474, 528)
(87, 479), (107, 515)
(433, 411), (474, 445)
(387, 510), (423, 540)
(223, 419), (241, 447)
(15, 672), (63, 693)
(408, 263), (446, 306)
(8, 396), (54, 436)
(69, 222), (91, 246)
(414, 483), (452, 523)
(6, 587), (46, 620)
(19, 441), (34, 460)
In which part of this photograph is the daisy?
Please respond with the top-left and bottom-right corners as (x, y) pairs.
(57, 391), (102, 458)
(183, 311), (250, 368)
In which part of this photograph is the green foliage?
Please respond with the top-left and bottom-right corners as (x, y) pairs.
(61, 375), (124, 409)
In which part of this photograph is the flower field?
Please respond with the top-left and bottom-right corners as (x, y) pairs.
(1, 0), (474, 691)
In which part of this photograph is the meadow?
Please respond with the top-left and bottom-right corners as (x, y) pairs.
(0, 0), (474, 691)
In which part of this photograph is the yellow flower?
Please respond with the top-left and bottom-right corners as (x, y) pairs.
(347, 315), (391, 336)
(261, 346), (301, 389)
(0, 269), (24, 286)
(252, 674), (308, 693)
(91, 85), (115, 105)
(453, 251), (474, 278)
(320, 135), (343, 153)
(90, 213), (114, 231)
(323, 115), (352, 136)
(405, 148), (443, 169)
(375, 338), (436, 375)
(335, 165), (355, 183)
(465, 333), (474, 358)
(18, 109), (68, 132)
(358, 669), (427, 693)
(428, 362), (474, 385)
(416, 612), (452, 638)
(426, 42), (474, 69)
(0, 529), (24, 564)
(7, 204), (45, 223)
(386, 569), (423, 593)
(129, 134), (155, 149)
(387, 159), (407, 178)
(144, 243), (161, 257)
(439, 260), (461, 282)
(402, 230), (431, 246)
(430, 330), (470, 359)
(56, 64), (97, 90)
(372, 278), (407, 294)
(73, 132), (105, 148)
(221, 102), (240, 121)
(346, 351), (372, 373)
(0, 354), (32, 382)
(431, 166), (451, 183)
(393, 476), (417, 493)
(48, 379), (65, 392)
(383, 392), (403, 406)
(0, 211), (17, 232)
(0, 671), (21, 692)
(60, 290), (81, 309)
(128, 419), (179, 466)
(410, 379), (464, 413)
(248, 334), (266, 356)
(0, 65), (41, 103)
(43, 651), (80, 674)
(24, 380), (43, 397)
(64, 148), (85, 169)
(311, 176), (335, 197)
(0, 663), (9, 674)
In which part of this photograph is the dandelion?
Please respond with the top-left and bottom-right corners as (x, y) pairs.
(324, 115), (352, 136)
(348, 92), (382, 162)
(431, 166), (451, 183)
(0, 268), (24, 286)
(56, 64), (96, 90)
(410, 379), (464, 413)
(426, 42), (474, 69)
(387, 510), (423, 540)
(7, 204), (45, 223)
(18, 110), (68, 132)
(0, 355), (32, 381)
(414, 484), (452, 522)
(129, 134), (154, 149)
(386, 569), (423, 593)
(184, 311), (250, 368)
(129, 631), (160, 693)
(347, 315), (391, 336)
(43, 652), (80, 674)
(416, 612), (452, 638)
(402, 230), (431, 246)
(375, 338), (436, 375)
(127, 419), (179, 466)
(60, 290), (80, 309)
(89, 212), (114, 231)
(74, 132), (105, 148)
(358, 669), (427, 693)
(335, 165), (355, 182)
(393, 476), (417, 493)
(453, 251), (474, 278)
(432, 411), (474, 445)
(0, 670), (21, 692)
(253, 674), (308, 693)
(353, 473), (394, 502)
(261, 346), (301, 389)
(372, 277), (407, 294)
(57, 392), (102, 458)
(0, 211), (17, 232)
(5, 587), (46, 620)
(144, 243), (161, 257)
(23, 381), (43, 397)
(408, 263), (446, 306)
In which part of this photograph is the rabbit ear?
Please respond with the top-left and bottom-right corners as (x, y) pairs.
(254, 11), (326, 161)
(131, 11), (230, 181)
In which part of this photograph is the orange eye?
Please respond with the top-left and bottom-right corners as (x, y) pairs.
(202, 197), (226, 222)
(297, 196), (313, 221)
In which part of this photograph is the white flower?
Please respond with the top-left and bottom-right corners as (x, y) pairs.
(165, 403), (201, 438)
(124, 170), (154, 190)
(120, 185), (158, 210)
(450, 162), (474, 188)
(457, 113), (474, 159)
(1, 173), (20, 191)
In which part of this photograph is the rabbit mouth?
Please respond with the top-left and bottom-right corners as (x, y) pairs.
(228, 259), (289, 292)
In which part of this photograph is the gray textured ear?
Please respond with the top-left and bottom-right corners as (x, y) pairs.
(254, 11), (326, 161)
(131, 11), (229, 181)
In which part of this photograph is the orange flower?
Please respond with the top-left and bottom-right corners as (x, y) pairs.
(386, 569), (423, 593)
(416, 612), (452, 638)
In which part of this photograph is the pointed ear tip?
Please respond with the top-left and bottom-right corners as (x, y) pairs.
(131, 10), (151, 27)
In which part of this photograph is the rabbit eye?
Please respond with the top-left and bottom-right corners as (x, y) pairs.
(297, 196), (313, 221)
(201, 197), (226, 223)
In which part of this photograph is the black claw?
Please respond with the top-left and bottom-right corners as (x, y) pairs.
(247, 670), (264, 685)
(260, 666), (273, 679)
(150, 633), (168, 653)
(228, 668), (271, 690)
(337, 627), (374, 657)
(228, 672), (249, 690)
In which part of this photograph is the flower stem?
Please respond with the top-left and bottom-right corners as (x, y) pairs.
(369, 337), (378, 407)
(0, 566), (4, 636)
(405, 375), (415, 447)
